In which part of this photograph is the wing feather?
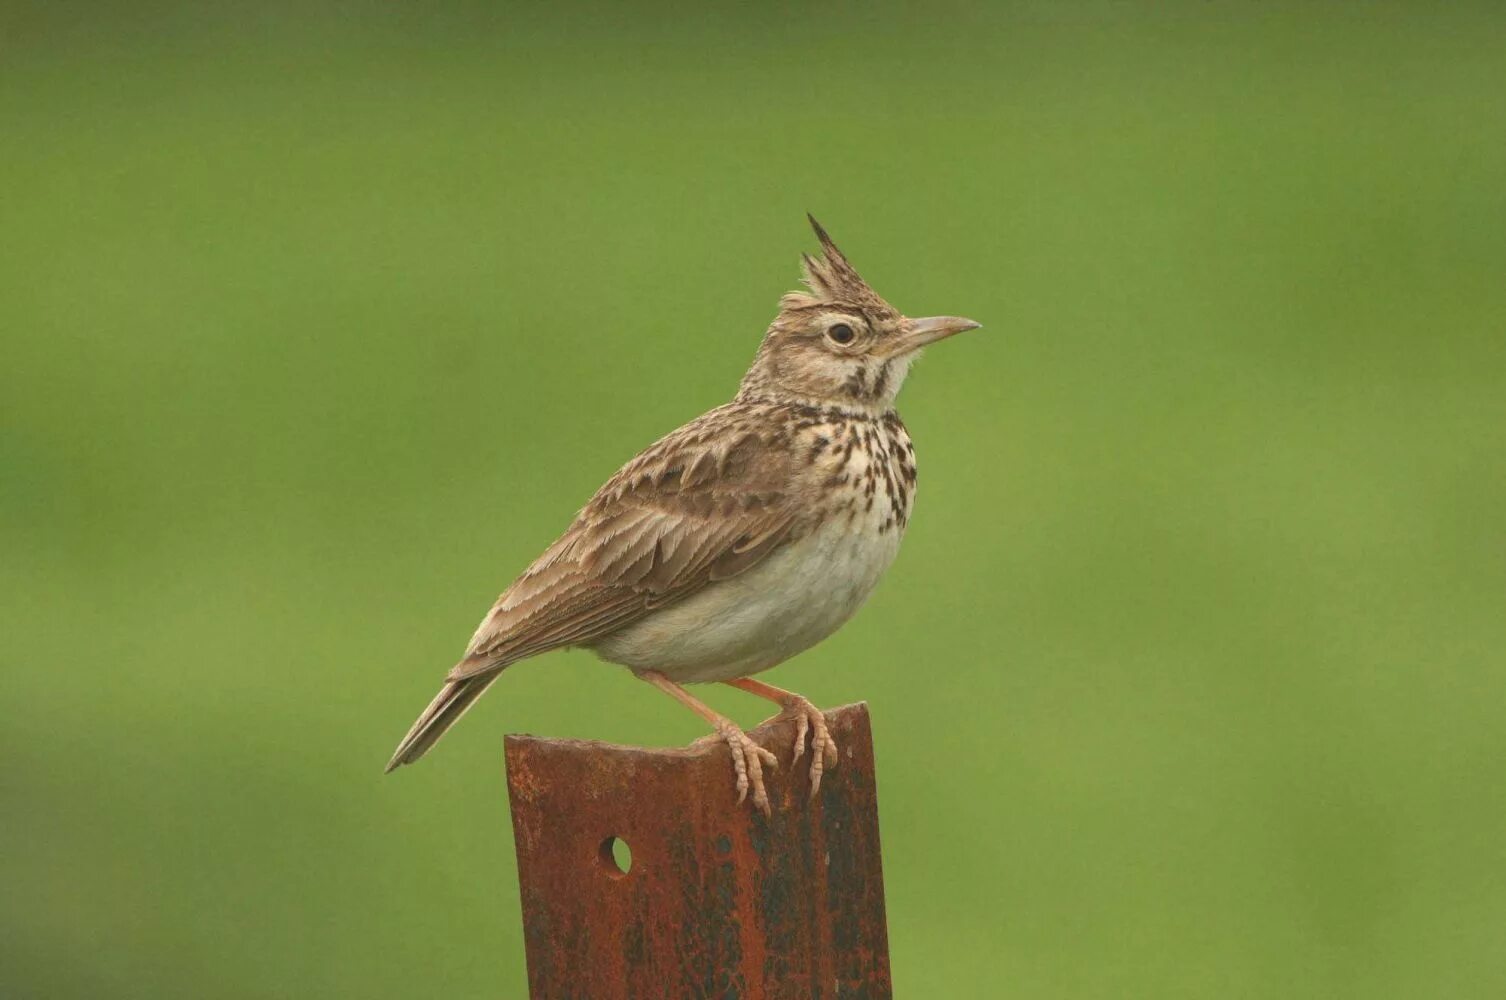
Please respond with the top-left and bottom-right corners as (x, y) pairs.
(447, 404), (806, 681)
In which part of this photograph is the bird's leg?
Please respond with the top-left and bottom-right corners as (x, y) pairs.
(639, 670), (778, 817)
(724, 678), (838, 798)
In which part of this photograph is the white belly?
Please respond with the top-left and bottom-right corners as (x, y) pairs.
(591, 513), (904, 683)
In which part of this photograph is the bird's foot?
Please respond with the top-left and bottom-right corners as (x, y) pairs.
(776, 696), (839, 799)
(702, 717), (779, 817)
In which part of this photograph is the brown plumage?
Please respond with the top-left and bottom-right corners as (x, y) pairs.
(387, 216), (980, 815)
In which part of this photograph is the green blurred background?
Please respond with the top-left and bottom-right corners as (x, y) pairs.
(4, 2), (1505, 996)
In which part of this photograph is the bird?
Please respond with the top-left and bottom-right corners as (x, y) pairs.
(386, 216), (980, 815)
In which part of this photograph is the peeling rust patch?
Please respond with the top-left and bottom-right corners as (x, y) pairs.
(505, 703), (891, 999)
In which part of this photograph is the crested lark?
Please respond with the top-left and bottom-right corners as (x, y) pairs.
(386, 217), (980, 815)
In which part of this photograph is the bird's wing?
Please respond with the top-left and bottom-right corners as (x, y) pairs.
(447, 404), (806, 681)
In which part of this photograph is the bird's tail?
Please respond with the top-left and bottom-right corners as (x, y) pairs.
(384, 671), (501, 773)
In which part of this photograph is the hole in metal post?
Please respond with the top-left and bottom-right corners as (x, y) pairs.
(599, 836), (632, 876)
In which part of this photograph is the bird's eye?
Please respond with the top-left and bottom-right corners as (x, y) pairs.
(827, 323), (856, 345)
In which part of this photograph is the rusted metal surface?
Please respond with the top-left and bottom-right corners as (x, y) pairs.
(505, 702), (891, 999)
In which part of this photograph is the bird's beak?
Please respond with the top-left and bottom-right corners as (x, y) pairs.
(883, 315), (983, 357)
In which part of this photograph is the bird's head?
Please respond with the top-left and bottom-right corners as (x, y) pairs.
(737, 216), (980, 411)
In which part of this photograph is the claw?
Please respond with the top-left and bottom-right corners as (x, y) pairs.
(792, 710), (810, 763)
(770, 696), (837, 800)
(715, 718), (777, 816)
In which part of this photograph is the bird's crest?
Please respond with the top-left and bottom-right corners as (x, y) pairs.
(788, 215), (895, 315)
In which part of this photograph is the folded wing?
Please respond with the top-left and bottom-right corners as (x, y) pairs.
(447, 405), (803, 681)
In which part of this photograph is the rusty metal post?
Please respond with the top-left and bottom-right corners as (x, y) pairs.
(505, 702), (891, 999)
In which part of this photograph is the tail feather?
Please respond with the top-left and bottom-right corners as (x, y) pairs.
(384, 671), (501, 773)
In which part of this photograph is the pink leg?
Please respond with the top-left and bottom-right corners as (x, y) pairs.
(640, 670), (779, 816)
(724, 678), (838, 799)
